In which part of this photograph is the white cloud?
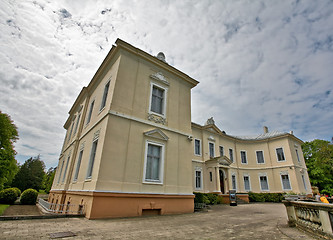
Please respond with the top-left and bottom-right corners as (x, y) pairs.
(0, 0), (332, 168)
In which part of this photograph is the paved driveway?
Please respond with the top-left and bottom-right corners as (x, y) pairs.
(0, 203), (315, 239)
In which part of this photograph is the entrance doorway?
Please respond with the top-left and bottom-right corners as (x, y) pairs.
(219, 170), (225, 194)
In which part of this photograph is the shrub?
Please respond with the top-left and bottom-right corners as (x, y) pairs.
(194, 192), (204, 203)
(0, 188), (18, 204)
(248, 192), (284, 203)
(194, 192), (219, 205)
(11, 187), (21, 198)
(20, 189), (38, 205)
(206, 193), (218, 205)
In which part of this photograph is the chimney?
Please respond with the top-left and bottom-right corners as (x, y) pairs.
(263, 126), (268, 134)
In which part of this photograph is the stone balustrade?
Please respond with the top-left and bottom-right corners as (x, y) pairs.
(283, 200), (333, 239)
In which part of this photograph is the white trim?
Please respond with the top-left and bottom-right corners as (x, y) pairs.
(276, 147), (286, 162)
(228, 164), (307, 171)
(256, 150), (265, 164)
(194, 138), (202, 156)
(192, 159), (204, 163)
(243, 174), (251, 192)
(240, 150), (248, 164)
(258, 173), (269, 191)
(208, 141), (215, 158)
(51, 189), (194, 196)
(142, 140), (165, 184)
(149, 82), (168, 118)
(280, 172), (292, 191)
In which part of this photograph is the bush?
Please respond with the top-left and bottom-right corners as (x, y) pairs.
(11, 187), (21, 198)
(194, 192), (219, 205)
(0, 188), (18, 204)
(206, 193), (218, 205)
(20, 189), (38, 205)
(194, 192), (204, 203)
(248, 192), (284, 202)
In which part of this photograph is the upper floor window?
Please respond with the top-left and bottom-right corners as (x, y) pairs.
(256, 151), (265, 164)
(67, 118), (75, 142)
(73, 112), (81, 135)
(100, 81), (110, 110)
(209, 142), (215, 158)
(219, 146), (224, 156)
(240, 151), (247, 164)
(86, 139), (98, 179)
(150, 84), (166, 115)
(144, 141), (164, 183)
(194, 139), (201, 156)
(86, 100), (95, 124)
(229, 149), (234, 162)
(296, 149), (300, 162)
(276, 148), (285, 161)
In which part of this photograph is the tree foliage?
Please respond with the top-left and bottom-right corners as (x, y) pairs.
(43, 167), (56, 193)
(302, 139), (333, 195)
(12, 156), (45, 192)
(0, 111), (18, 190)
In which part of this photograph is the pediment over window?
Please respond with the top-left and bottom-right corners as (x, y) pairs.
(144, 128), (169, 141)
(150, 72), (169, 86)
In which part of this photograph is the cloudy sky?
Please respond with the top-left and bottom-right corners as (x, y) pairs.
(1, 0), (332, 169)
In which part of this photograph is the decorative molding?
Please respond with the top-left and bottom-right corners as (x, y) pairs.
(93, 129), (100, 141)
(208, 135), (215, 141)
(144, 129), (169, 141)
(205, 117), (215, 125)
(79, 142), (85, 151)
(150, 72), (169, 85)
(148, 113), (166, 125)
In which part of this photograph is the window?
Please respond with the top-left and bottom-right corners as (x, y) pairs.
(86, 100), (95, 124)
(150, 85), (165, 115)
(256, 151), (265, 164)
(73, 113), (81, 135)
(302, 175), (307, 190)
(241, 151), (247, 164)
(219, 146), (224, 156)
(144, 142), (164, 183)
(259, 175), (269, 191)
(209, 142), (215, 158)
(276, 148), (285, 161)
(73, 150), (83, 182)
(100, 81), (110, 110)
(296, 149), (300, 162)
(194, 139), (201, 155)
(86, 140), (98, 179)
(67, 120), (75, 142)
(231, 174), (236, 190)
(57, 159), (64, 183)
(62, 155), (71, 183)
(209, 172), (213, 182)
(195, 170), (202, 189)
(229, 149), (234, 162)
(244, 175), (251, 191)
(281, 174), (291, 190)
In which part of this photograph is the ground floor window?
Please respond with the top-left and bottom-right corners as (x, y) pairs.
(144, 142), (164, 183)
(231, 174), (236, 190)
(243, 175), (250, 191)
(301, 174), (307, 190)
(281, 174), (291, 190)
(195, 170), (202, 189)
(259, 175), (269, 191)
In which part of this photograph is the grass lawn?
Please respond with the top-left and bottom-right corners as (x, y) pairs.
(0, 204), (10, 215)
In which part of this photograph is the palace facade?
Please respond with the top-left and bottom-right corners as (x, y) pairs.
(49, 39), (311, 219)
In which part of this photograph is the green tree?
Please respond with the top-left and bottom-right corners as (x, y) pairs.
(302, 139), (333, 195)
(0, 111), (18, 190)
(12, 156), (45, 191)
(43, 167), (56, 193)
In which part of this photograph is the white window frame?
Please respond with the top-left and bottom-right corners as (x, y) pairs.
(280, 173), (292, 191)
(195, 167), (203, 190)
(73, 149), (84, 182)
(296, 149), (300, 162)
(229, 149), (234, 162)
(57, 159), (65, 184)
(143, 140), (165, 184)
(219, 146), (224, 157)
(256, 150), (265, 164)
(276, 147), (286, 162)
(231, 173), (237, 190)
(259, 173), (269, 191)
(73, 112), (81, 135)
(301, 174), (307, 191)
(86, 100), (95, 125)
(61, 154), (71, 183)
(209, 142), (215, 158)
(100, 80), (110, 111)
(148, 82), (168, 117)
(243, 174), (251, 192)
(240, 150), (247, 164)
(194, 138), (201, 156)
(86, 139), (98, 180)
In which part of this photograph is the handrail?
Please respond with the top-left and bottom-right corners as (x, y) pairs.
(38, 198), (85, 215)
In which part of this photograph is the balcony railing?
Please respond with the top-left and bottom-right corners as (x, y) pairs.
(283, 200), (333, 239)
(38, 198), (85, 215)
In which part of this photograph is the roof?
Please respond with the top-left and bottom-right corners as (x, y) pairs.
(231, 130), (288, 141)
